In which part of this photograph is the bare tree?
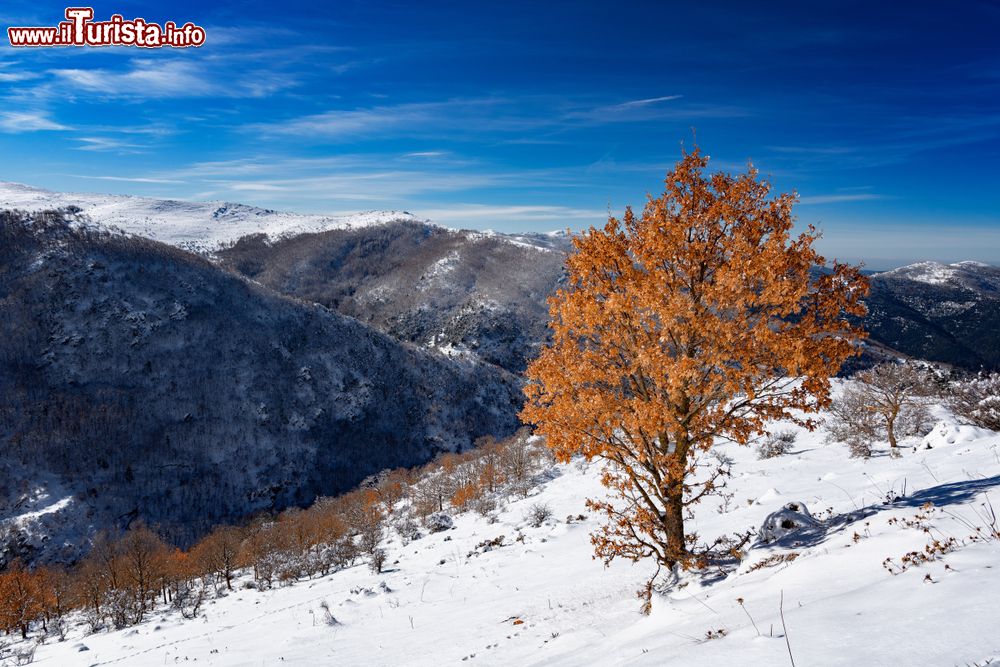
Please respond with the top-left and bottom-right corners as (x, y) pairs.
(191, 525), (244, 591)
(119, 523), (169, 624)
(829, 362), (933, 456)
(826, 387), (882, 458)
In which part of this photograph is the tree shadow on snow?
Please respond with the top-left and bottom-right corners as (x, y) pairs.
(756, 474), (1000, 551)
(895, 475), (1000, 508)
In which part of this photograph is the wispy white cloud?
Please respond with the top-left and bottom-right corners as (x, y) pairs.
(416, 204), (605, 224)
(0, 65), (40, 82)
(199, 24), (304, 47)
(603, 95), (684, 111)
(404, 151), (447, 158)
(798, 193), (884, 205)
(68, 174), (185, 184)
(207, 170), (502, 201)
(572, 96), (746, 123)
(497, 137), (567, 145)
(250, 101), (467, 138)
(74, 136), (146, 153)
(0, 110), (68, 132)
(768, 145), (856, 156)
(249, 94), (746, 144)
(119, 153), (506, 201)
(50, 59), (295, 99)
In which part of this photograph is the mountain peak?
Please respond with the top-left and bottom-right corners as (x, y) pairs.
(0, 182), (427, 253)
(876, 260), (998, 287)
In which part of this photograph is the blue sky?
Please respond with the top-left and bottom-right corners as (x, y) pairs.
(0, 1), (997, 267)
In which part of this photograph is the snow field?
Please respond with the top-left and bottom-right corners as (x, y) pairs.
(21, 403), (1000, 666)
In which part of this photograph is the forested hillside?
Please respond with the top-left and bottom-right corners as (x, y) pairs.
(0, 210), (522, 563)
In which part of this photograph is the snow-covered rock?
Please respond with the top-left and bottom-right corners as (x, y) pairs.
(758, 501), (821, 544)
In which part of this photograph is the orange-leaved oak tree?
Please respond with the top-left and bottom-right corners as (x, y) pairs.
(520, 147), (868, 611)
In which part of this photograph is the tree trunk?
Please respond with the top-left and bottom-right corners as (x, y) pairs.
(662, 490), (685, 567)
(886, 416), (897, 449)
(661, 432), (691, 568)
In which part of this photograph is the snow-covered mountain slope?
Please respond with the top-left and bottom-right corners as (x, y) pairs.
(0, 182), (426, 253)
(876, 260), (1000, 290)
(867, 260), (1000, 370)
(0, 182), (571, 257)
(21, 401), (1000, 666)
(216, 221), (568, 374)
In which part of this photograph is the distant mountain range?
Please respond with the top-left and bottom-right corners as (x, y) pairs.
(0, 182), (573, 375)
(1, 183), (996, 564)
(4, 181), (997, 375)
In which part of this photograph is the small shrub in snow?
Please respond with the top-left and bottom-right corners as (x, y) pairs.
(525, 502), (553, 528)
(424, 512), (453, 533)
(882, 537), (959, 575)
(847, 438), (874, 460)
(47, 618), (69, 642)
(950, 372), (1000, 431)
(826, 387), (879, 458)
(756, 430), (796, 459)
(369, 548), (387, 574)
(13, 643), (36, 665)
(318, 600), (339, 626)
(173, 578), (208, 620)
(746, 552), (799, 572)
(472, 494), (497, 517)
(468, 535), (505, 558)
(394, 517), (422, 545)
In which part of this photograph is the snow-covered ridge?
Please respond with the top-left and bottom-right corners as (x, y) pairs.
(0, 182), (427, 253)
(875, 260), (1000, 288)
(0, 182), (571, 255)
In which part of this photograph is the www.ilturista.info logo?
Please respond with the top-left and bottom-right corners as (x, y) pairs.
(8, 8), (206, 48)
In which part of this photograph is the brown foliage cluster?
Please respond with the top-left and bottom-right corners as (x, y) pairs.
(0, 428), (550, 643)
(521, 147), (868, 608)
(406, 428), (550, 520)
